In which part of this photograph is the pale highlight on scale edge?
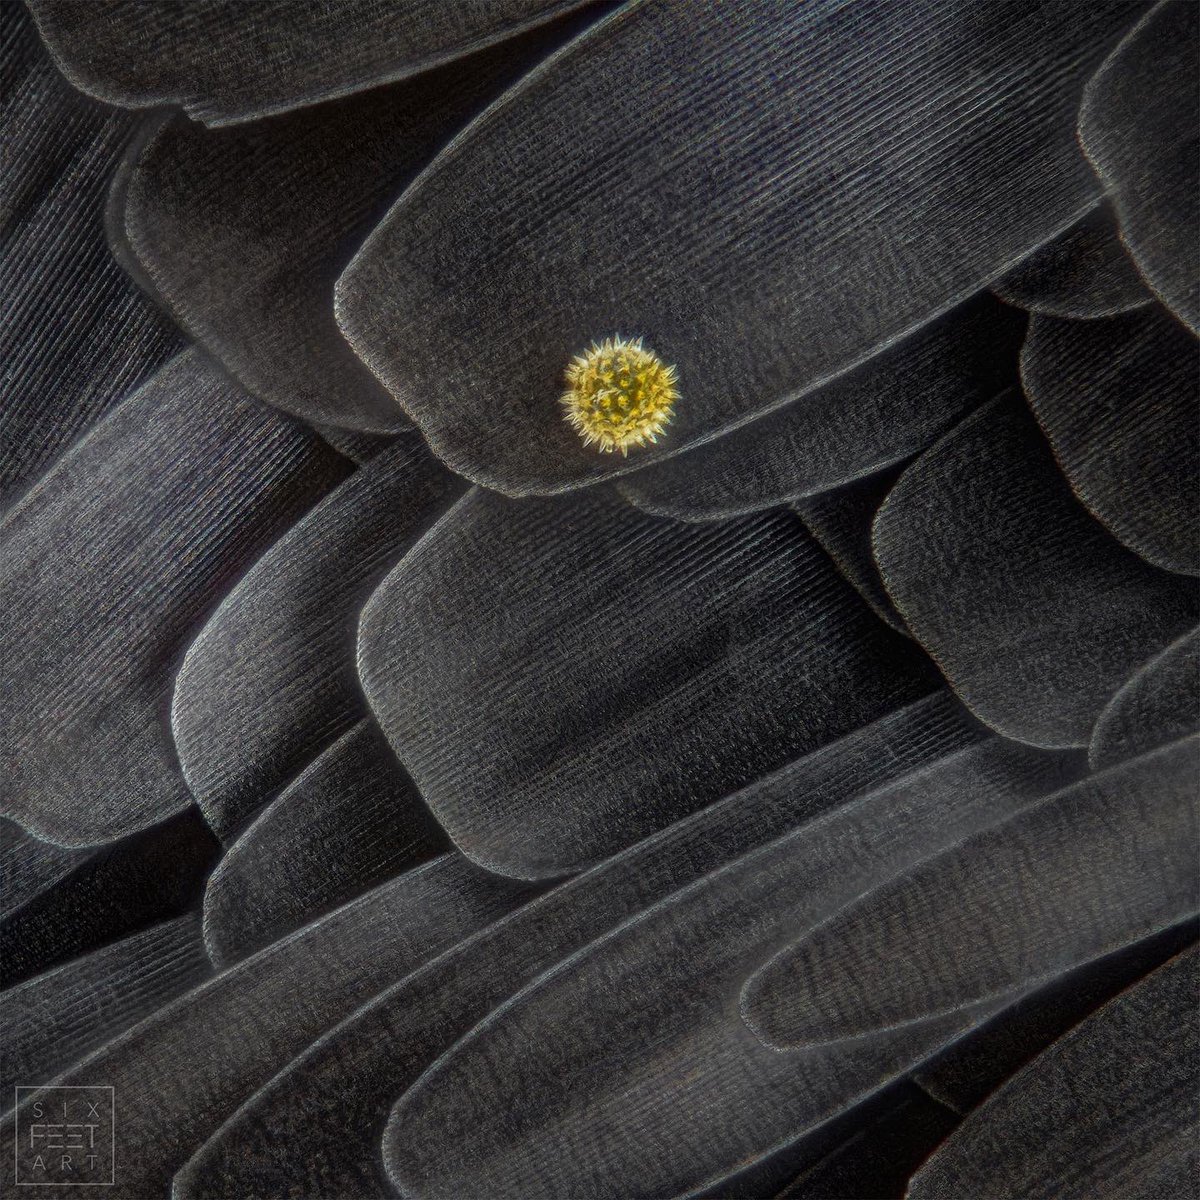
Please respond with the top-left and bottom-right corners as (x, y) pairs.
(561, 335), (680, 455)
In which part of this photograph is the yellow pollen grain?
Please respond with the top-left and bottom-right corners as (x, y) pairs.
(560, 335), (680, 455)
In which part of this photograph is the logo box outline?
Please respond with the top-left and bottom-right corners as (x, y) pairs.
(13, 1085), (115, 1187)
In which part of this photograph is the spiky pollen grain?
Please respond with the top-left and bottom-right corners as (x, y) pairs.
(560, 336), (680, 455)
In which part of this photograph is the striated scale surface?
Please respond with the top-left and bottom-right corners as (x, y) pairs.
(336, 0), (1134, 494)
(173, 434), (462, 843)
(991, 203), (1152, 319)
(174, 694), (984, 1200)
(0, 3), (181, 507)
(909, 947), (1200, 1200)
(25, 0), (591, 126)
(380, 739), (1081, 1199)
(0, 351), (350, 846)
(1079, 0), (1200, 332)
(202, 720), (448, 967)
(111, 7), (603, 432)
(359, 487), (938, 878)
(873, 393), (1198, 747)
(0, 854), (534, 1199)
(1021, 307), (1199, 575)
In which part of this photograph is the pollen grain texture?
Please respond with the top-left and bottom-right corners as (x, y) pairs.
(561, 336), (679, 455)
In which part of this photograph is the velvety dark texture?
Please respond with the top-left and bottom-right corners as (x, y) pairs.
(0, 916), (211, 1114)
(0, 854), (534, 1199)
(26, 0), (589, 126)
(774, 1087), (960, 1200)
(1079, 0), (1200, 333)
(792, 464), (911, 634)
(111, 8), (607, 433)
(617, 298), (1025, 521)
(0, 350), (350, 846)
(1022, 307), (1198, 575)
(913, 919), (1200, 1114)
(699, 1082), (938, 1200)
(359, 487), (938, 878)
(174, 693), (983, 1200)
(991, 202), (1152, 319)
(4, 3), (1197, 1195)
(336, 0), (1135, 494)
(202, 720), (447, 967)
(1090, 627), (1200, 769)
(380, 740), (1080, 1199)
(873, 393), (1199, 748)
(0, 3), (181, 508)
(739, 735), (1198, 1050)
(909, 947), (1200, 1200)
(0, 808), (219, 989)
(172, 434), (462, 843)
(0, 821), (88, 921)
